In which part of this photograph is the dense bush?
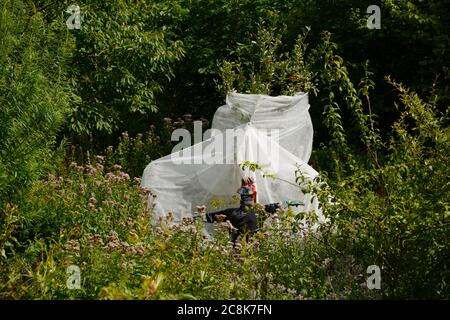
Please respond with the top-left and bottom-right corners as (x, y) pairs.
(0, 0), (74, 202)
(65, 0), (185, 142)
(309, 79), (450, 298)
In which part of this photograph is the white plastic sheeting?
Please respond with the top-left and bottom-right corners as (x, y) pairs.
(141, 92), (320, 223)
(212, 92), (314, 162)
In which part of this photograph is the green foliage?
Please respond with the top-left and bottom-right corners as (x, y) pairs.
(170, 0), (449, 138)
(100, 113), (199, 177)
(0, 159), (377, 299)
(307, 78), (450, 298)
(0, 0), (74, 202)
(160, 0), (294, 119)
(0, 160), (154, 298)
(310, 32), (382, 168)
(103, 130), (172, 178)
(217, 24), (316, 96)
(64, 0), (185, 138)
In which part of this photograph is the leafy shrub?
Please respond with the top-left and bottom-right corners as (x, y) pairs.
(306, 78), (450, 298)
(101, 113), (206, 177)
(217, 23), (316, 96)
(0, 0), (74, 202)
(64, 0), (185, 140)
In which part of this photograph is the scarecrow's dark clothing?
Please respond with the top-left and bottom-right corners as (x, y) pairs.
(205, 203), (280, 242)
